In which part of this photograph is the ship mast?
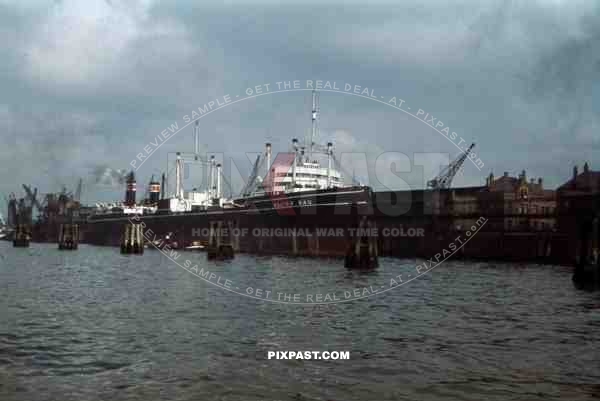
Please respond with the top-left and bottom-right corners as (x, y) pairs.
(194, 120), (200, 160)
(310, 89), (319, 162)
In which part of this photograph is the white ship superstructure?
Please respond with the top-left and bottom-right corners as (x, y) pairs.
(271, 143), (344, 193)
(89, 118), (233, 217)
(168, 149), (232, 212)
(239, 89), (355, 200)
(89, 89), (357, 218)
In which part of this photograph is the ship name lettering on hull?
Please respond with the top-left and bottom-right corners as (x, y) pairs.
(273, 199), (313, 208)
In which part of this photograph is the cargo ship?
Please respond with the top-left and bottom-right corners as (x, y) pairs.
(84, 90), (375, 257)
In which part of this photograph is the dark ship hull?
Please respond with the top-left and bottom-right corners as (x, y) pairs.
(84, 186), (374, 257)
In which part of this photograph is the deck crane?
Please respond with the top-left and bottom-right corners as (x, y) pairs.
(427, 143), (476, 190)
(239, 155), (262, 198)
(166, 151), (235, 200)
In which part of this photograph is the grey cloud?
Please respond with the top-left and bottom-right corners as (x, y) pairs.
(1, 0), (598, 202)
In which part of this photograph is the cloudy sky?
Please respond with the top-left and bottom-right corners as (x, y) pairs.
(0, 0), (598, 203)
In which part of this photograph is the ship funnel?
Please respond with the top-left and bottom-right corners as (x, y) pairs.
(292, 139), (298, 186)
(209, 155), (215, 199)
(265, 143), (272, 179)
(148, 176), (161, 204)
(216, 163), (222, 199)
(327, 142), (333, 188)
(125, 171), (136, 206)
(175, 152), (184, 199)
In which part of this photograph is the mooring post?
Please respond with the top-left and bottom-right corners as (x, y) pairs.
(208, 221), (215, 249)
(121, 222), (143, 254)
(227, 220), (240, 252)
(369, 220), (378, 260)
(345, 205), (378, 269)
(312, 224), (320, 257)
(575, 220), (589, 277)
(13, 224), (31, 248)
(207, 220), (234, 260)
(292, 228), (298, 256)
(595, 216), (600, 284)
(58, 223), (79, 250)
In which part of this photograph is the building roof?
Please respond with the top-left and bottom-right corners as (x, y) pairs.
(558, 170), (600, 193)
(488, 172), (546, 195)
(449, 186), (487, 194)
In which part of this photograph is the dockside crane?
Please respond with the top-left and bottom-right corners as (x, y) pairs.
(22, 185), (43, 216)
(427, 143), (476, 190)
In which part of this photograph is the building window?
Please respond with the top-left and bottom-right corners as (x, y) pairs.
(520, 188), (528, 199)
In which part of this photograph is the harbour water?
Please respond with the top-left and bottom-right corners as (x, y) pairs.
(1, 242), (599, 400)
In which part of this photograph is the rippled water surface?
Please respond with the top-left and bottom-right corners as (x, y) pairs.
(1, 242), (599, 400)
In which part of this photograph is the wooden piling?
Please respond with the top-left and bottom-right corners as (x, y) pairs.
(291, 229), (298, 256)
(573, 217), (600, 288)
(13, 224), (31, 247)
(207, 220), (234, 260)
(228, 220), (240, 252)
(58, 224), (79, 250)
(121, 223), (144, 254)
(344, 212), (379, 269)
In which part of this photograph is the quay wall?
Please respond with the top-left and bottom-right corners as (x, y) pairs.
(80, 189), (577, 265)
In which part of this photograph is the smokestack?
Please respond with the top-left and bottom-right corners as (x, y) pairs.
(161, 173), (166, 199)
(175, 152), (182, 199)
(327, 142), (333, 188)
(148, 177), (161, 204)
(265, 142), (272, 180)
(292, 139), (298, 187)
(209, 155), (215, 199)
(125, 171), (136, 206)
(573, 165), (578, 180)
(216, 163), (222, 199)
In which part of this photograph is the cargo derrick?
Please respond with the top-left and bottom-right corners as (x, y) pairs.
(25, 180), (83, 242)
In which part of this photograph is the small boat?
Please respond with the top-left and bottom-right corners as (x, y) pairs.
(145, 232), (181, 250)
(184, 241), (206, 251)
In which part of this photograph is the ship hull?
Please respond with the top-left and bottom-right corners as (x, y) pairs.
(84, 187), (373, 257)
